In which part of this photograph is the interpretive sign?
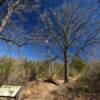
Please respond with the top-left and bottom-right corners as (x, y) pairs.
(0, 85), (21, 98)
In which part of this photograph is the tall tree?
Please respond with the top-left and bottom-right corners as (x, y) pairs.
(35, 0), (100, 82)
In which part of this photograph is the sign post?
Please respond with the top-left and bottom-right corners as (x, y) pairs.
(0, 85), (22, 100)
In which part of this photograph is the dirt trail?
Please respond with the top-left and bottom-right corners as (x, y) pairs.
(20, 80), (62, 100)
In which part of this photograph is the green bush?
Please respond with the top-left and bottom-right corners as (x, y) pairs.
(69, 55), (86, 76)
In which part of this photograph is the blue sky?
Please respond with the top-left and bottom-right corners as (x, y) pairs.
(0, 0), (100, 61)
(0, 42), (47, 60)
(0, 0), (64, 60)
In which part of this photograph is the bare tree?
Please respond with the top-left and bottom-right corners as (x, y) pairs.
(0, 0), (20, 32)
(34, 0), (100, 82)
(0, 0), (21, 45)
(1, 0), (100, 83)
(0, 0), (39, 44)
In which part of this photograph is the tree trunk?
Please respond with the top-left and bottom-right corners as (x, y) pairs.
(63, 31), (68, 83)
(64, 50), (68, 83)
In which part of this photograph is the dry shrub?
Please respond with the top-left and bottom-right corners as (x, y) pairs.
(81, 61), (100, 80)
(51, 81), (100, 100)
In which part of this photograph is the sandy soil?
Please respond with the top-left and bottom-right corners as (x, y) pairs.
(19, 80), (60, 100)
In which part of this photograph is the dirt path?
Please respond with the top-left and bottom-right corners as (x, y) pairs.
(19, 81), (60, 100)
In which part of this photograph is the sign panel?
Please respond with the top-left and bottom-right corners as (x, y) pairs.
(0, 85), (21, 97)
